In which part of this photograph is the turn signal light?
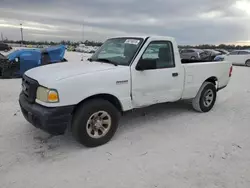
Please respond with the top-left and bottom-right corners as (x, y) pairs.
(48, 90), (59, 102)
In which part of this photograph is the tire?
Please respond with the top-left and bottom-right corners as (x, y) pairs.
(72, 99), (120, 147)
(192, 82), (217, 112)
(245, 60), (250, 67)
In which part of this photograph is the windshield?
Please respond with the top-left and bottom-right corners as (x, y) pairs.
(90, 37), (144, 66)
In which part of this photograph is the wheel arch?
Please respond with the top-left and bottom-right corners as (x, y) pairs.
(193, 77), (218, 96)
(204, 76), (218, 87)
(72, 93), (123, 115)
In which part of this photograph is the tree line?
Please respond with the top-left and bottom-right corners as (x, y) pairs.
(2, 39), (103, 47)
(2, 39), (250, 50)
(179, 44), (250, 50)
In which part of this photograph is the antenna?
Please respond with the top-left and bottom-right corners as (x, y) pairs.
(1, 32), (3, 41)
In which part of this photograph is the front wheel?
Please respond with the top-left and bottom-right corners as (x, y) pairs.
(72, 99), (120, 147)
(192, 82), (217, 112)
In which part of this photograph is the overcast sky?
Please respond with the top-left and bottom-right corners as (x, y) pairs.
(0, 0), (250, 45)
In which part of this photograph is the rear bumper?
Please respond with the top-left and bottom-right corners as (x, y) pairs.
(19, 92), (74, 135)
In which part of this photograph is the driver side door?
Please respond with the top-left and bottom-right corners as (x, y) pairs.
(130, 39), (184, 108)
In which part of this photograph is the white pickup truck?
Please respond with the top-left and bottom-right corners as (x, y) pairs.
(19, 36), (233, 147)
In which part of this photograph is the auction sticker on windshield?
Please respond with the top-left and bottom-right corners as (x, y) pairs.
(124, 39), (140, 45)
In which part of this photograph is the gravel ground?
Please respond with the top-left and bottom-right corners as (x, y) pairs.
(0, 63), (250, 188)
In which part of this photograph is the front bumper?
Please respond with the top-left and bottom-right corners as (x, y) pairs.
(19, 92), (74, 135)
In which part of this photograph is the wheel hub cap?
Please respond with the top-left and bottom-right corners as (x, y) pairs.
(86, 111), (112, 139)
(94, 120), (102, 129)
(203, 89), (214, 107)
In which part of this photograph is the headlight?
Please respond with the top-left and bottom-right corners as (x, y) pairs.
(36, 86), (59, 103)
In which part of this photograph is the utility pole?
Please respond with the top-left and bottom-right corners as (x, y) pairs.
(1, 32), (3, 41)
(20, 23), (24, 47)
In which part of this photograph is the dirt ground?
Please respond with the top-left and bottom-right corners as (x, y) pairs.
(0, 63), (250, 188)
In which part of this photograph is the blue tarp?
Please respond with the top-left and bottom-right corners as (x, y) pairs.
(45, 45), (65, 63)
(8, 48), (40, 61)
(6, 45), (66, 76)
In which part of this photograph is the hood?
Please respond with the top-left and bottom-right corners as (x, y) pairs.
(25, 61), (118, 84)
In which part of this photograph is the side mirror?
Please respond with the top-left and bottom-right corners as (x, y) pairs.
(136, 59), (155, 71)
(136, 59), (147, 71)
(14, 57), (19, 63)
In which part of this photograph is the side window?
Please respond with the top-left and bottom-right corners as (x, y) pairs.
(238, 51), (250, 55)
(181, 49), (193, 53)
(229, 51), (239, 55)
(187, 50), (194, 53)
(140, 41), (175, 69)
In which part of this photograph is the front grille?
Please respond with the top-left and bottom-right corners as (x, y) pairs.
(22, 74), (39, 103)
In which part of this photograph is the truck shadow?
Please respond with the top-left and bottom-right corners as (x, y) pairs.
(118, 100), (194, 135)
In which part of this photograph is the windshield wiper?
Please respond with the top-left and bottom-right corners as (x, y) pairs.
(88, 58), (118, 66)
(96, 58), (118, 66)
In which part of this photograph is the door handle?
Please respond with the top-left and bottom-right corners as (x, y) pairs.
(172, 72), (178, 77)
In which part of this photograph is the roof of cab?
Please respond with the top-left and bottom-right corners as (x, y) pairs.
(108, 35), (176, 41)
(109, 35), (149, 39)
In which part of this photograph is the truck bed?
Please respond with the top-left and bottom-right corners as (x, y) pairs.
(181, 61), (232, 99)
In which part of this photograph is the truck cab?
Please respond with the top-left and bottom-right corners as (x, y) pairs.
(19, 36), (232, 147)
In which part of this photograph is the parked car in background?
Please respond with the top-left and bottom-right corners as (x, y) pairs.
(0, 43), (12, 52)
(204, 49), (221, 55)
(75, 44), (85, 52)
(180, 48), (206, 60)
(214, 49), (230, 61)
(26, 45), (34, 48)
(215, 49), (229, 55)
(203, 49), (221, 61)
(67, 45), (76, 51)
(224, 50), (250, 67)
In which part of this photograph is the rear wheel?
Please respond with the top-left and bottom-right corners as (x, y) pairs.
(245, 60), (250, 67)
(192, 82), (217, 112)
(191, 56), (196, 60)
(72, 99), (120, 147)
